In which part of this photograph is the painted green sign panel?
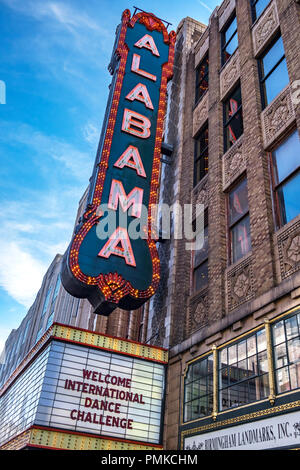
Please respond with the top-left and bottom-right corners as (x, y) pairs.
(61, 10), (176, 315)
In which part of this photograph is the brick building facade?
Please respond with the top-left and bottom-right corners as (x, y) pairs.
(153, 0), (300, 450)
(1, 0), (299, 451)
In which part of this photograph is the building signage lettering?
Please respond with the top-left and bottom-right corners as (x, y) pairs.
(64, 368), (147, 430)
(61, 10), (176, 315)
(184, 410), (300, 450)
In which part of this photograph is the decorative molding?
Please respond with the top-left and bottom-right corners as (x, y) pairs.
(220, 50), (240, 99)
(261, 85), (296, 149)
(192, 175), (209, 219)
(226, 255), (255, 312)
(193, 92), (208, 137)
(188, 288), (209, 334)
(252, 0), (279, 57)
(276, 218), (300, 282)
(0, 427), (163, 451)
(218, 0), (236, 32)
(222, 137), (245, 190)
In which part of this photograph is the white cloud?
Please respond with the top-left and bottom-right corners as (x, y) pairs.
(83, 122), (100, 147)
(0, 242), (47, 308)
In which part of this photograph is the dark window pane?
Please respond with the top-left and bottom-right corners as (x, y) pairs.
(261, 36), (285, 78)
(194, 260), (208, 291)
(229, 179), (249, 225)
(194, 225), (208, 267)
(225, 86), (242, 122)
(224, 86), (243, 151)
(247, 355), (257, 377)
(194, 150), (208, 184)
(196, 55), (209, 102)
(263, 58), (289, 105)
(231, 215), (251, 263)
(272, 131), (300, 184)
(194, 125), (208, 185)
(277, 171), (300, 224)
(220, 367), (228, 388)
(225, 109), (243, 149)
(220, 387), (229, 410)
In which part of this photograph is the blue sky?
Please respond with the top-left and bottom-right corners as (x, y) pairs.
(0, 0), (219, 351)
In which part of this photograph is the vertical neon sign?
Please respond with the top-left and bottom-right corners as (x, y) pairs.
(61, 10), (176, 315)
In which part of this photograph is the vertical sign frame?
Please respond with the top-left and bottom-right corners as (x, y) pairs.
(61, 10), (176, 315)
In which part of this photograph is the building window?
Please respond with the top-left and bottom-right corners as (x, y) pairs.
(259, 34), (289, 108)
(184, 354), (214, 421)
(221, 14), (238, 66)
(251, 0), (271, 22)
(223, 84), (243, 152)
(195, 54), (209, 104)
(193, 210), (208, 292)
(272, 311), (300, 394)
(219, 329), (269, 411)
(194, 123), (208, 186)
(228, 178), (251, 264)
(271, 130), (300, 228)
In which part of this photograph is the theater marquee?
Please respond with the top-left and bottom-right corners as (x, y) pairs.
(0, 324), (168, 450)
(61, 10), (176, 315)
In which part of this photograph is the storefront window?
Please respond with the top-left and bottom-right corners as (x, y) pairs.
(195, 54), (209, 104)
(194, 123), (208, 186)
(271, 130), (300, 227)
(184, 354), (214, 421)
(272, 310), (300, 394)
(219, 329), (269, 411)
(228, 178), (251, 264)
(259, 35), (289, 108)
(223, 85), (243, 152)
(221, 14), (238, 66)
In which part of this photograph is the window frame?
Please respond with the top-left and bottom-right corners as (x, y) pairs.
(195, 53), (209, 105)
(221, 13), (238, 67)
(227, 176), (251, 265)
(183, 353), (214, 422)
(218, 328), (269, 412)
(269, 129), (300, 229)
(272, 310), (300, 395)
(194, 122), (209, 186)
(258, 33), (288, 110)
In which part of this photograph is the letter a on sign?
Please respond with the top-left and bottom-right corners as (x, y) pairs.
(135, 34), (160, 57)
(98, 227), (136, 267)
(114, 146), (146, 178)
(61, 9), (176, 315)
(126, 83), (154, 110)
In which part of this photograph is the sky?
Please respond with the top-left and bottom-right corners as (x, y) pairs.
(0, 0), (219, 352)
